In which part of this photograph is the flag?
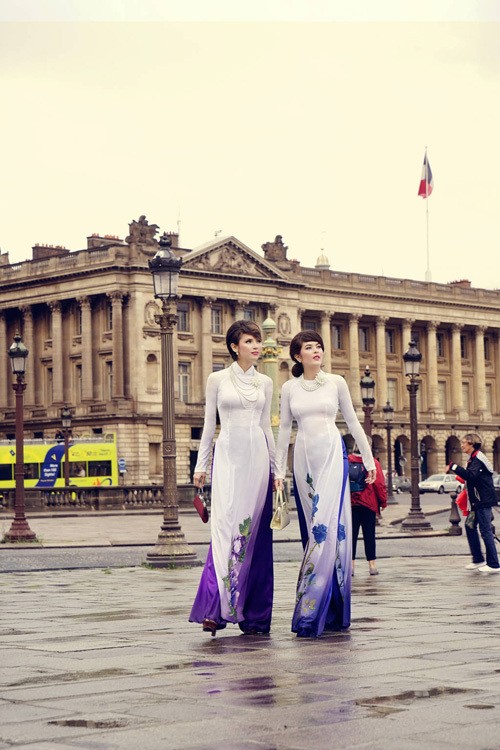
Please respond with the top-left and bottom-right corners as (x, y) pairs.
(418, 153), (433, 198)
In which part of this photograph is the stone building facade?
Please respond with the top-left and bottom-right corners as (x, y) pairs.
(0, 217), (499, 484)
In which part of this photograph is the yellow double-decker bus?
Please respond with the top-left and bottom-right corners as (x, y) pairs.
(0, 435), (118, 489)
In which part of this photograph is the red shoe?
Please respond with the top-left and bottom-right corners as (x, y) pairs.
(202, 618), (218, 637)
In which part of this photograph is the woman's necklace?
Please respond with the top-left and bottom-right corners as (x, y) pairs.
(299, 371), (327, 391)
(230, 363), (261, 407)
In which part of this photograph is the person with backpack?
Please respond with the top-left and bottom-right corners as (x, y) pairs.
(348, 447), (387, 576)
(447, 433), (499, 574)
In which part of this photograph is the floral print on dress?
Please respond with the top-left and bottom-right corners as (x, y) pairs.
(222, 516), (252, 619)
(296, 474), (328, 615)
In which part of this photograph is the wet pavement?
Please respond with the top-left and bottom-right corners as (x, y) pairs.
(2, 495), (500, 748)
(2, 557), (500, 749)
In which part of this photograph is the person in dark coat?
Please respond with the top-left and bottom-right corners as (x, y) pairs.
(447, 433), (499, 574)
(348, 451), (387, 576)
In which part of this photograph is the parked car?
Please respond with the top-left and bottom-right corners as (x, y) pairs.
(392, 476), (411, 493)
(418, 474), (462, 494)
(493, 474), (500, 504)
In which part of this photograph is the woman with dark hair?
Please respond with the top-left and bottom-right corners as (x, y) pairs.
(275, 330), (375, 638)
(189, 320), (275, 636)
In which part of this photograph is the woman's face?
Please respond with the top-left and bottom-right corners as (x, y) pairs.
(298, 340), (324, 369)
(233, 334), (262, 365)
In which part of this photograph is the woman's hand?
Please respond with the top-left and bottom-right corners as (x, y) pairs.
(193, 472), (206, 489)
(274, 478), (284, 491)
(365, 469), (376, 485)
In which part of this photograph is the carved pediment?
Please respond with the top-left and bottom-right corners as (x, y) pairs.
(183, 237), (287, 280)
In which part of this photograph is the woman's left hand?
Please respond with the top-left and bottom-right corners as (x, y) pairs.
(365, 469), (376, 484)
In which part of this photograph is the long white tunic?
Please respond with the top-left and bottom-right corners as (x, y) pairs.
(194, 362), (275, 623)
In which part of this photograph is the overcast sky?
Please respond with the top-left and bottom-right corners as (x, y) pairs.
(1, 1), (499, 290)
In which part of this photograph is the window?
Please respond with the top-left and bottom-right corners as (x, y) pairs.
(149, 443), (161, 475)
(410, 332), (420, 350)
(75, 306), (82, 336)
(438, 381), (447, 411)
(359, 327), (370, 352)
(385, 329), (396, 354)
(462, 382), (470, 413)
(460, 335), (468, 359)
(484, 337), (490, 360)
(302, 317), (319, 332)
(146, 353), (159, 392)
(332, 325), (343, 350)
(212, 362), (225, 372)
(191, 427), (203, 440)
(486, 383), (492, 413)
(177, 302), (190, 332)
(437, 333), (445, 358)
(243, 307), (255, 321)
(105, 362), (113, 400)
(46, 367), (53, 405)
(211, 306), (223, 334)
(0, 464), (12, 481)
(387, 379), (397, 410)
(179, 363), (190, 403)
(75, 364), (82, 403)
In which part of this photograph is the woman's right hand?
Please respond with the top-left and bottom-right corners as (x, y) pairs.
(193, 472), (206, 489)
(274, 478), (284, 491)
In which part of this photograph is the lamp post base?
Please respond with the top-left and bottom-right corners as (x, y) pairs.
(401, 511), (433, 532)
(146, 524), (198, 568)
(4, 519), (38, 543)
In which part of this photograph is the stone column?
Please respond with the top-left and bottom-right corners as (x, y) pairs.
(349, 313), (361, 407)
(108, 292), (125, 399)
(49, 301), (63, 404)
(296, 308), (304, 335)
(451, 323), (463, 415)
(401, 319), (414, 410)
(20, 306), (35, 405)
(201, 298), (215, 389)
(474, 325), (488, 416)
(376, 316), (388, 409)
(426, 321), (441, 415)
(78, 297), (93, 401)
(320, 312), (332, 373)
(233, 300), (245, 321)
(496, 330), (500, 419)
(260, 317), (282, 440)
(0, 312), (7, 408)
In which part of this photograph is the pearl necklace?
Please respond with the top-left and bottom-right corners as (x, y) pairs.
(230, 363), (261, 407)
(299, 371), (327, 391)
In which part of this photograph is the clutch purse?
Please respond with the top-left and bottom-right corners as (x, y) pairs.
(193, 489), (209, 523)
(270, 487), (290, 530)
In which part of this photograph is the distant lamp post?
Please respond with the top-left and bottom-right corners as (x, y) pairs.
(382, 400), (397, 505)
(360, 366), (375, 437)
(4, 333), (37, 542)
(147, 233), (197, 567)
(61, 407), (72, 487)
(401, 341), (432, 531)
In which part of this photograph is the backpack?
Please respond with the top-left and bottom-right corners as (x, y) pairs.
(349, 461), (367, 493)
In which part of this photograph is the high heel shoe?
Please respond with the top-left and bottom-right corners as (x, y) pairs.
(202, 618), (218, 637)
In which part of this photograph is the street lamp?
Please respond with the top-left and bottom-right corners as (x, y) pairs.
(382, 400), (397, 505)
(146, 233), (197, 567)
(401, 340), (432, 531)
(360, 366), (375, 437)
(3, 332), (37, 542)
(61, 406), (72, 487)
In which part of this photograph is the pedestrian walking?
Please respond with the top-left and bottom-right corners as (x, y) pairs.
(189, 321), (276, 635)
(447, 433), (499, 574)
(275, 330), (375, 638)
(348, 450), (387, 576)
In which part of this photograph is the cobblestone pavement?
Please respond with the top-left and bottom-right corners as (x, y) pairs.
(2, 557), (500, 749)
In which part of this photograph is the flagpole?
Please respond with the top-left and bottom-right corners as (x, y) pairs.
(424, 146), (431, 281)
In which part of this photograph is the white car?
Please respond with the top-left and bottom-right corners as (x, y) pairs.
(418, 474), (462, 494)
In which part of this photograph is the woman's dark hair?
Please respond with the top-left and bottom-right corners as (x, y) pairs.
(289, 330), (324, 377)
(226, 320), (262, 361)
(463, 432), (482, 451)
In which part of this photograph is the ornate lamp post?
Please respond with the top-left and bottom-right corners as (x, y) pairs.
(61, 406), (72, 486)
(382, 400), (397, 505)
(146, 233), (197, 568)
(401, 341), (432, 531)
(4, 333), (37, 542)
(360, 366), (375, 437)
